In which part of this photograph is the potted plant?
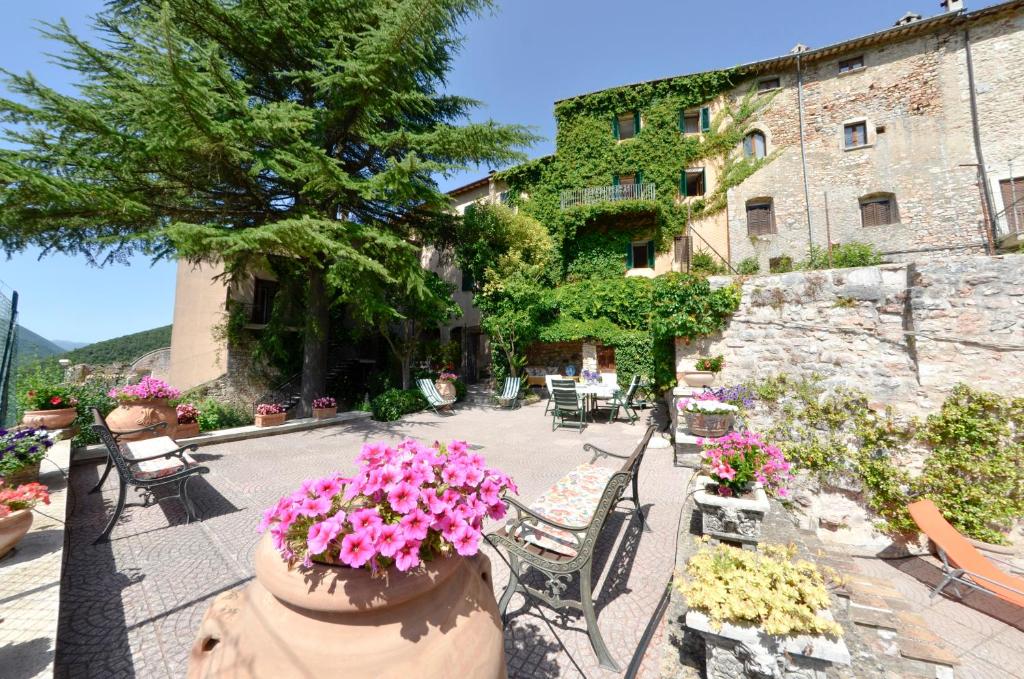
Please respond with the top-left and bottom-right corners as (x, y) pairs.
(21, 387), (79, 429)
(0, 481), (50, 559)
(176, 403), (201, 438)
(0, 427), (55, 486)
(434, 371), (458, 401)
(189, 439), (516, 678)
(678, 541), (850, 678)
(679, 396), (739, 437)
(692, 431), (792, 548)
(106, 376), (181, 441)
(254, 403), (286, 427)
(311, 396), (337, 420)
(682, 354), (724, 388)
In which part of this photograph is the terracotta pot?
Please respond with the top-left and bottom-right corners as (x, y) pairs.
(176, 422), (201, 439)
(435, 381), (456, 401)
(188, 533), (506, 679)
(0, 509), (33, 559)
(312, 407), (337, 420)
(682, 371), (715, 388)
(254, 412), (286, 427)
(21, 407), (77, 430)
(686, 412), (735, 438)
(3, 461), (41, 487)
(105, 399), (178, 441)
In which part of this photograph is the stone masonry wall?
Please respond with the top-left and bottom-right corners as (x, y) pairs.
(675, 254), (1024, 412)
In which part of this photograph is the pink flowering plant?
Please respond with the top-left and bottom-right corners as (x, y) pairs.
(255, 403), (285, 416)
(312, 396), (336, 409)
(260, 438), (517, 573)
(176, 403), (200, 424)
(108, 376), (180, 403)
(437, 372), (458, 383)
(700, 431), (793, 498)
(0, 481), (50, 518)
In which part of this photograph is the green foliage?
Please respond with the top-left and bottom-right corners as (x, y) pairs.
(15, 361), (117, 447)
(695, 355), (724, 373)
(370, 388), (427, 422)
(564, 232), (630, 281)
(61, 325), (172, 366)
(736, 257), (760, 275)
(690, 252), (727, 276)
(193, 399), (252, 433)
(769, 256), (794, 274)
(798, 243), (883, 270)
(649, 274), (741, 343)
(14, 326), (64, 367)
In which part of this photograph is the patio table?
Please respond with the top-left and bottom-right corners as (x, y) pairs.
(576, 383), (616, 420)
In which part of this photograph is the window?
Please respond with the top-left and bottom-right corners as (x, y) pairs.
(460, 269), (474, 292)
(613, 112), (639, 140)
(999, 177), (1024, 232)
(844, 121), (868, 148)
(497, 190), (511, 205)
(746, 199), (776, 236)
(758, 77), (780, 92)
(743, 131), (767, 159)
(838, 55), (865, 73)
(251, 278), (278, 325)
(613, 172), (642, 199)
(627, 240), (655, 269)
(860, 195), (898, 227)
(681, 168), (706, 197)
(679, 106), (710, 134)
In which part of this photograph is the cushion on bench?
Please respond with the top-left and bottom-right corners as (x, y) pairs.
(517, 463), (616, 557)
(133, 453), (199, 480)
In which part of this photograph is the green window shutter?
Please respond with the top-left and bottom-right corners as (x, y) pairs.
(678, 110), (685, 132)
(612, 173), (620, 186)
(633, 111), (641, 135)
(680, 170), (688, 197)
(612, 116), (620, 140)
(700, 106), (711, 132)
(647, 241), (655, 268)
(626, 242), (634, 268)
(701, 168), (707, 195)
(636, 170), (643, 186)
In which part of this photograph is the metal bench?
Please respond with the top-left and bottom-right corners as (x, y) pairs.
(486, 424), (656, 671)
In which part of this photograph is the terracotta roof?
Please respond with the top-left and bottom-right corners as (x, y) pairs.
(446, 175), (490, 197)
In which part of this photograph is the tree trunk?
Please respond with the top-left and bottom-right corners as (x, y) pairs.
(299, 265), (328, 417)
(401, 356), (411, 390)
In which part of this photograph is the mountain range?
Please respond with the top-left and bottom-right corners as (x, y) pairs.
(12, 324), (173, 368)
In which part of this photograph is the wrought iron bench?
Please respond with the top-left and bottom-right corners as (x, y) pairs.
(89, 407), (209, 543)
(486, 424), (656, 671)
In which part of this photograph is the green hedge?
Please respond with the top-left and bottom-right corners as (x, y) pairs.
(371, 388), (428, 422)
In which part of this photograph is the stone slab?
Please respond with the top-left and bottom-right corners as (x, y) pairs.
(898, 639), (960, 666)
(850, 604), (900, 630)
(685, 609), (852, 666)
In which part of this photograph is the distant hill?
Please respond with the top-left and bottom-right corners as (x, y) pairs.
(15, 326), (66, 366)
(52, 340), (89, 351)
(63, 325), (173, 366)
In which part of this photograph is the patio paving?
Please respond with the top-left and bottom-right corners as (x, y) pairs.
(55, 401), (690, 678)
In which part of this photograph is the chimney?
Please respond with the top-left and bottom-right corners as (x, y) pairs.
(790, 43), (810, 54)
(940, 0), (964, 13)
(895, 11), (923, 26)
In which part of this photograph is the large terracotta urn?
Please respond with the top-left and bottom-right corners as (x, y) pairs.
(0, 509), (33, 559)
(681, 371), (715, 388)
(188, 533), (507, 679)
(21, 407), (77, 430)
(105, 399), (178, 441)
(435, 380), (456, 401)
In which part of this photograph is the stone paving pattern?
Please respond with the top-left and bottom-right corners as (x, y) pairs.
(56, 401), (688, 679)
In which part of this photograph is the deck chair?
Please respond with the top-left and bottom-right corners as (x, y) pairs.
(908, 499), (1024, 608)
(497, 376), (522, 409)
(596, 375), (641, 424)
(90, 407), (209, 543)
(552, 387), (586, 432)
(417, 379), (456, 414)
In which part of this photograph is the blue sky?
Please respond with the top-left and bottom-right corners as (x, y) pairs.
(0, 0), (994, 342)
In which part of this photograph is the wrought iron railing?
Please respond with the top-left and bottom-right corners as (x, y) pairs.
(559, 182), (656, 210)
(0, 282), (18, 426)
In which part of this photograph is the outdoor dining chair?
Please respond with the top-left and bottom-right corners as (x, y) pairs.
(545, 377), (575, 415)
(417, 378), (456, 414)
(551, 387), (586, 432)
(596, 375), (641, 424)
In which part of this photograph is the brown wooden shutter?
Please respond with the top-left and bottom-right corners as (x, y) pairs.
(1000, 178), (1024, 232)
(860, 200), (892, 227)
(674, 235), (692, 271)
(746, 203), (774, 236)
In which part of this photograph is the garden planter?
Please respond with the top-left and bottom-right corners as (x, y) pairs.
(3, 461), (41, 487)
(0, 509), (33, 559)
(686, 411), (735, 438)
(21, 407), (77, 430)
(176, 422), (201, 439)
(106, 399), (178, 441)
(692, 476), (769, 549)
(681, 371), (715, 388)
(685, 610), (850, 679)
(435, 381), (456, 401)
(188, 533), (506, 679)
(254, 412), (287, 427)
(312, 406), (337, 420)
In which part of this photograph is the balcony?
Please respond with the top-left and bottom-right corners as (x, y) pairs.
(559, 182), (656, 210)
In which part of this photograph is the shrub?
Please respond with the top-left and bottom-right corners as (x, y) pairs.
(769, 256), (794, 273)
(798, 242), (883, 271)
(690, 251), (727, 276)
(371, 388), (427, 422)
(736, 256), (760, 275)
(195, 399), (252, 432)
(452, 378), (467, 402)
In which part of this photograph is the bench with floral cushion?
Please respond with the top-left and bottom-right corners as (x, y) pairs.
(486, 424), (656, 672)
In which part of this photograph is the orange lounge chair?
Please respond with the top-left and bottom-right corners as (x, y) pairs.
(908, 499), (1024, 608)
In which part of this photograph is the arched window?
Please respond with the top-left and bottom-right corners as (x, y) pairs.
(743, 131), (767, 159)
(860, 193), (898, 227)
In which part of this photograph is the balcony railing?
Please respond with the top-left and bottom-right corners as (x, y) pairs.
(559, 182), (656, 210)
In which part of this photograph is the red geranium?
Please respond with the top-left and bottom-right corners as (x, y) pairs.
(50, 396), (63, 406)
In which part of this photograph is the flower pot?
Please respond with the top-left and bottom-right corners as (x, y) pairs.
(3, 461), (41, 487)
(0, 509), (33, 560)
(312, 406), (337, 420)
(176, 422), (201, 439)
(21, 407), (77, 430)
(254, 412), (287, 427)
(682, 371), (715, 388)
(188, 533), (507, 679)
(105, 399), (178, 442)
(686, 411), (735, 438)
(435, 381), (456, 401)
(692, 475), (770, 549)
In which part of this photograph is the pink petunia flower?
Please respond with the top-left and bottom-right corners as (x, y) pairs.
(451, 524), (481, 556)
(394, 539), (422, 572)
(387, 482), (419, 514)
(339, 530), (375, 568)
(349, 507), (383, 534)
(307, 519), (341, 555)
(375, 523), (404, 558)
(399, 508), (430, 540)
(299, 496), (333, 517)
